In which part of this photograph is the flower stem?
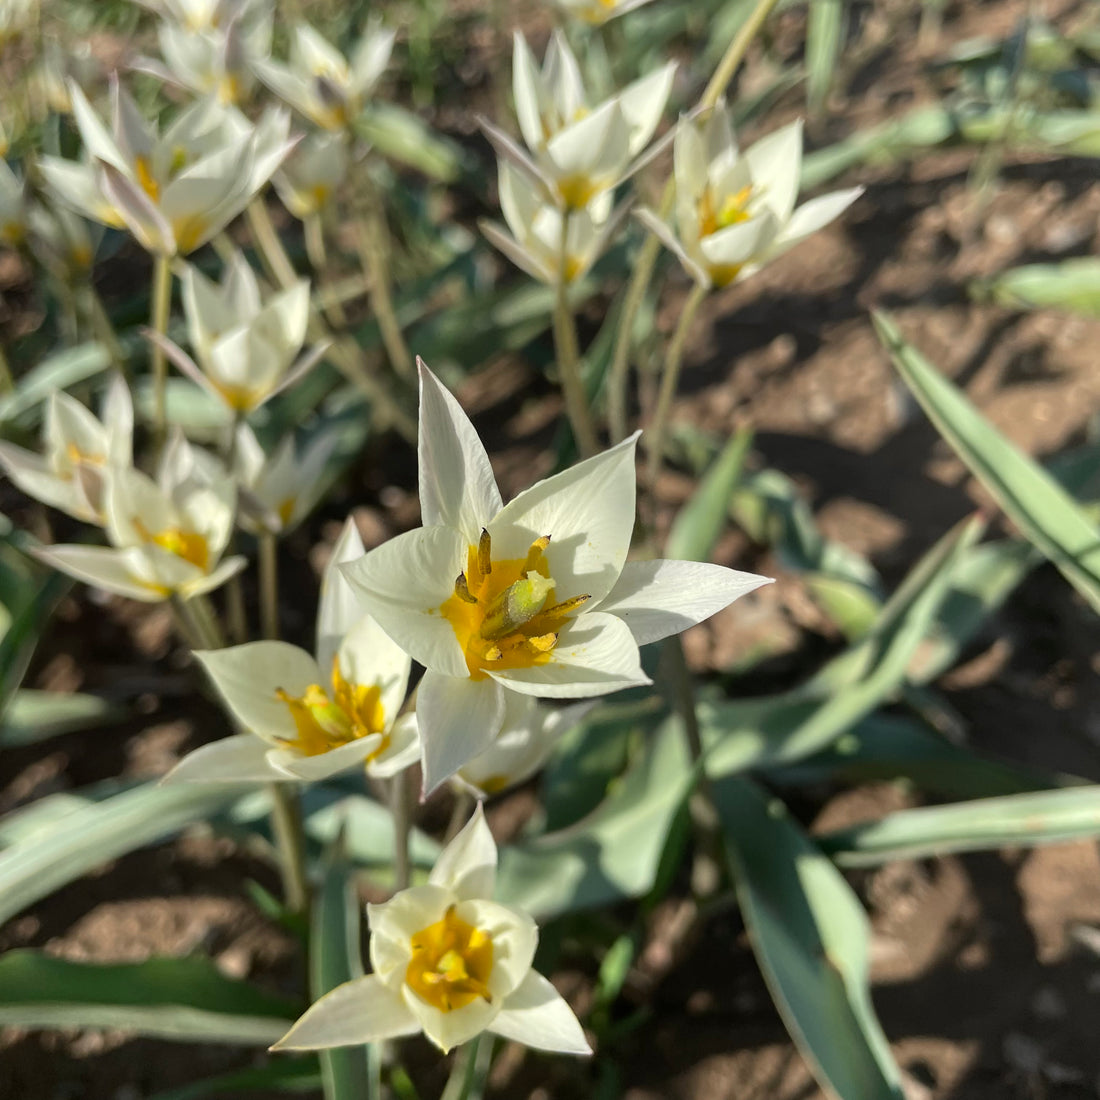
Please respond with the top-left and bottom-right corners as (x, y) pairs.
(259, 532), (279, 640)
(270, 780), (310, 916)
(553, 210), (599, 458)
(246, 198), (298, 290)
(440, 1035), (493, 1100)
(608, 0), (780, 445)
(390, 770), (411, 892)
(304, 211), (347, 327)
(645, 281), (707, 486)
(150, 252), (172, 449)
(354, 195), (413, 380)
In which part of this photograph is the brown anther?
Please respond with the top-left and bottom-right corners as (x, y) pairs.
(527, 632), (557, 652)
(542, 593), (590, 617)
(477, 528), (492, 577)
(454, 572), (478, 604)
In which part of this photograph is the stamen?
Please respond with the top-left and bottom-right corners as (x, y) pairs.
(542, 593), (590, 618)
(523, 535), (551, 572)
(454, 572), (478, 604)
(483, 644), (503, 661)
(527, 632), (557, 652)
(477, 528), (492, 577)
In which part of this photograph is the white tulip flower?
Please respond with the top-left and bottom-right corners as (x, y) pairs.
(341, 362), (772, 794)
(272, 131), (348, 221)
(637, 108), (863, 289)
(480, 160), (629, 286)
(0, 374), (132, 525)
(149, 252), (324, 415)
(133, 0), (268, 34)
(455, 695), (592, 799)
(273, 804), (590, 1055)
(555, 0), (656, 24)
(481, 31), (675, 210)
(36, 432), (245, 602)
(254, 20), (394, 132)
(233, 422), (338, 537)
(39, 78), (294, 256)
(163, 518), (419, 784)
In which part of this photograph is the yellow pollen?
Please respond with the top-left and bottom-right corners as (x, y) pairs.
(65, 442), (105, 467)
(406, 905), (494, 1013)
(699, 183), (754, 237)
(277, 497), (297, 526)
(556, 174), (600, 210)
(133, 518), (210, 570)
(134, 155), (160, 202)
(210, 378), (261, 412)
(440, 531), (590, 679)
(275, 655), (386, 757)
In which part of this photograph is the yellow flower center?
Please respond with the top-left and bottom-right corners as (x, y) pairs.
(210, 379), (262, 412)
(134, 155), (160, 202)
(556, 174), (601, 210)
(133, 519), (210, 571)
(440, 530), (590, 680)
(65, 442), (106, 467)
(277, 497), (297, 526)
(406, 905), (494, 1014)
(698, 183), (755, 238)
(275, 655), (387, 757)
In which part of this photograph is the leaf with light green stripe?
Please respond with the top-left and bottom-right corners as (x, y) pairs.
(0, 950), (297, 1044)
(0, 779), (250, 924)
(820, 786), (1100, 866)
(972, 258), (1100, 318)
(311, 835), (376, 1100)
(716, 776), (904, 1100)
(874, 310), (1100, 614)
(806, 0), (845, 113)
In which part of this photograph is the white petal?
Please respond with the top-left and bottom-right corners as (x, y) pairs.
(272, 975), (420, 1050)
(335, 612), (412, 725)
(595, 559), (774, 645)
(267, 734), (385, 781)
(403, 983), (499, 1054)
(418, 670), (507, 795)
(511, 32), (544, 153)
(697, 214), (771, 268)
(34, 544), (165, 602)
(744, 119), (803, 222)
(635, 207), (710, 287)
(368, 884), (452, 965)
(339, 526), (469, 679)
(317, 516), (369, 671)
(455, 898), (537, 995)
(0, 445), (90, 520)
(492, 970), (591, 1054)
(365, 712), (420, 778)
(181, 554), (247, 599)
(771, 187), (863, 252)
(160, 734), (277, 784)
(618, 61), (676, 156)
(489, 433), (639, 605)
(417, 361), (502, 543)
(490, 612), (648, 698)
(429, 801), (497, 900)
(196, 642), (322, 744)
(480, 219), (552, 285)
(545, 100), (629, 188)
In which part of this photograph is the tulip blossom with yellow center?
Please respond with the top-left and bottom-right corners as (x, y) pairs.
(133, 518), (211, 571)
(406, 905), (494, 1013)
(441, 530), (589, 678)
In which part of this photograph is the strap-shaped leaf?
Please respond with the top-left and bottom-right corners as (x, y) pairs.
(0, 950), (296, 1044)
(821, 786), (1100, 866)
(874, 309), (1100, 614)
(716, 776), (904, 1100)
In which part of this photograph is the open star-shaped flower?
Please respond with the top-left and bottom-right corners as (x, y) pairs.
(272, 804), (590, 1056)
(341, 361), (772, 794)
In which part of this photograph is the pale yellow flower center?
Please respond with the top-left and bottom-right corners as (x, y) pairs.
(698, 183), (755, 238)
(440, 530), (589, 680)
(134, 155), (160, 202)
(406, 905), (494, 1013)
(133, 518), (210, 571)
(65, 442), (106, 467)
(275, 655), (388, 757)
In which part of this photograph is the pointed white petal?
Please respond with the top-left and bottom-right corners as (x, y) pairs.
(368, 884), (451, 963)
(160, 734), (276, 784)
(417, 361), (502, 542)
(428, 801), (496, 900)
(266, 734), (385, 781)
(480, 219), (552, 285)
(34, 544), (164, 601)
(511, 32), (544, 153)
(744, 119), (803, 222)
(490, 611), (648, 698)
(489, 434), (639, 605)
(403, 983), (499, 1054)
(317, 516), (368, 669)
(339, 526), (469, 679)
(196, 642), (322, 744)
(618, 61), (676, 156)
(418, 670), (506, 796)
(272, 976), (420, 1050)
(181, 554), (247, 599)
(492, 970), (591, 1054)
(635, 207), (710, 287)
(336, 613), (411, 725)
(365, 712), (420, 778)
(697, 214), (771, 269)
(455, 898), (537, 995)
(771, 186), (863, 252)
(595, 559), (773, 645)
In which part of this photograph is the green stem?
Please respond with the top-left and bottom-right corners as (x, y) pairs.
(187, 593), (227, 649)
(440, 1035), (492, 1100)
(444, 789), (473, 844)
(246, 198), (297, 290)
(269, 781), (310, 916)
(391, 770), (410, 892)
(150, 252), (173, 449)
(168, 594), (203, 650)
(81, 285), (126, 373)
(355, 197), (413, 380)
(607, 0), (781, 445)
(553, 210), (599, 458)
(304, 212), (347, 327)
(645, 282), (707, 486)
(259, 532), (279, 640)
